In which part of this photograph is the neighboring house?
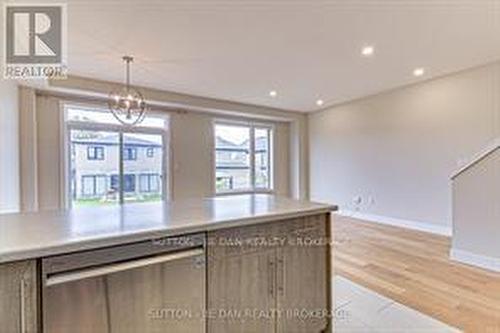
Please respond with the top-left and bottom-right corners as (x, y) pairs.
(71, 133), (162, 201)
(215, 136), (269, 190)
(71, 132), (266, 200)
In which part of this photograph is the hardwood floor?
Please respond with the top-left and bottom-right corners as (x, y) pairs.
(334, 215), (500, 333)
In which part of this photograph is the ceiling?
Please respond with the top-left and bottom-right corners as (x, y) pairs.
(48, 1), (500, 111)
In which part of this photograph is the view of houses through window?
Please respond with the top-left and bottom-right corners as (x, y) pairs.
(215, 122), (272, 193)
(66, 107), (272, 204)
(67, 106), (167, 206)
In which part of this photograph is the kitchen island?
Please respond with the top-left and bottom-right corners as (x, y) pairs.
(0, 194), (336, 333)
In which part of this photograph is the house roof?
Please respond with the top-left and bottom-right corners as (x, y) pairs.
(72, 134), (266, 150)
(215, 136), (268, 151)
(72, 133), (162, 147)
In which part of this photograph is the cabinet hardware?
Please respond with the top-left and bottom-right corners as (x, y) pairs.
(194, 255), (206, 268)
(268, 257), (275, 297)
(19, 277), (26, 333)
(277, 257), (285, 296)
(46, 248), (204, 286)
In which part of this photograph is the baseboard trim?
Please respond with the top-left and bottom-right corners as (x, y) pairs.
(337, 210), (452, 237)
(450, 248), (500, 272)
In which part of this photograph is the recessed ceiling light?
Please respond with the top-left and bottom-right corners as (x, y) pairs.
(361, 46), (375, 57)
(269, 90), (277, 97)
(413, 68), (425, 77)
(316, 99), (324, 107)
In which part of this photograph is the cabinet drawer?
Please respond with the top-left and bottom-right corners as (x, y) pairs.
(277, 215), (328, 240)
(42, 233), (205, 275)
(208, 222), (282, 258)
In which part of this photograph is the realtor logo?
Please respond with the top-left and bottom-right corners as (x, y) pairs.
(4, 4), (67, 79)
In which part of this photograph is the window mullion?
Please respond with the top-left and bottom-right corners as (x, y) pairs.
(249, 125), (256, 190)
(161, 133), (168, 201)
(268, 128), (272, 190)
(119, 131), (124, 205)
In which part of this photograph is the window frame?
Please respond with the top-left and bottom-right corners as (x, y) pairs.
(139, 173), (160, 193)
(81, 174), (108, 197)
(64, 103), (169, 207)
(213, 119), (274, 195)
(87, 146), (104, 160)
(123, 146), (137, 161)
(122, 174), (136, 192)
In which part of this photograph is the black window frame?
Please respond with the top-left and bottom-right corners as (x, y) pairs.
(123, 146), (137, 161)
(87, 146), (104, 160)
(146, 147), (155, 158)
(123, 174), (136, 192)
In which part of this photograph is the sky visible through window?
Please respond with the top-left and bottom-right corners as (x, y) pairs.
(216, 124), (250, 145)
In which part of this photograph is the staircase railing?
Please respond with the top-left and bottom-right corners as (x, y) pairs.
(451, 137), (500, 179)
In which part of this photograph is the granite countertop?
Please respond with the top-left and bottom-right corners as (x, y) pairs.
(0, 194), (336, 264)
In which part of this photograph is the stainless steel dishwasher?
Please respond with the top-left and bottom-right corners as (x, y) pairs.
(41, 234), (206, 333)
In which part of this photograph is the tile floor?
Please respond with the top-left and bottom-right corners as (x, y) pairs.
(334, 276), (461, 333)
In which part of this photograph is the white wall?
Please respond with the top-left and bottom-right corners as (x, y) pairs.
(0, 79), (20, 213)
(169, 112), (214, 200)
(36, 95), (62, 210)
(309, 62), (500, 228)
(451, 148), (500, 268)
(170, 112), (290, 200)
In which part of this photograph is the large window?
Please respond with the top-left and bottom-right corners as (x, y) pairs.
(214, 122), (273, 193)
(66, 106), (168, 207)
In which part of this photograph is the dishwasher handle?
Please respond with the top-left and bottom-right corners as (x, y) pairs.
(45, 247), (204, 287)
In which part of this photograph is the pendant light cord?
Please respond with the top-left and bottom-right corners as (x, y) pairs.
(123, 56), (133, 92)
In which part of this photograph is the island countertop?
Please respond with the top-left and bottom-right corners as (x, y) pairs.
(0, 194), (336, 264)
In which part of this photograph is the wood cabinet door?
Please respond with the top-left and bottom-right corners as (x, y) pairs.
(207, 214), (332, 333)
(207, 225), (278, 333)
(276, 214), (330, 333)
(0, 260), (38, 333)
